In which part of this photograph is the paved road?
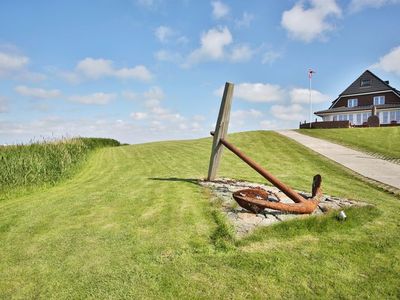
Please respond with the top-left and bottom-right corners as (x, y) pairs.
(276, 130), (400, 190)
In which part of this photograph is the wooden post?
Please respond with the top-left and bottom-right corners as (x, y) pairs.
(207, 82), (234, 181)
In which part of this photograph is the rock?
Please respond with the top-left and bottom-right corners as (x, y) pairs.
(259, 214), (280, 226)
(274, 213), (300, 222)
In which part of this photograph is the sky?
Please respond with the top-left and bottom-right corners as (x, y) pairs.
(0, 0), (400, 144)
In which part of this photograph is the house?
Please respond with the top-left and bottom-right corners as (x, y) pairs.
(313, 70), (400, 127)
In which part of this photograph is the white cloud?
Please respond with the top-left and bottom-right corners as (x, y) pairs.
(232, 109), (263, 119)
(0, 51), (29, 74)
(122, 91), (138, 100)
(76, 58), (113, 79)
(155, 26), (174, 43)
(58, 71), (81, 84)
(0, 114), (207, 145)
(186, 26), (233, 65)
(349, 0), (400, 12)
(155, 50), (182, 63)
(0, 96), (8, 113)
(17, 71), (47, 82)
(372, 46), (400, 76)
(215, 83), (285, 103)
(128, 86), (204, 136)
(211, 1), (230, 19)
(144, 86), (165, 101)
(271, 104), (306, 121)
(72, 57), (152, 81)
(15, 85), (61, 99)
(290, 88), (330, 104)
(235, 12), (254, 28)
(130, 112), (148, 120)
(230, 109), (264, 129)
(229, 45), (253, 62)
(193, 114), (206, 121)
(259, 120), (278, 130)
(68, 92), (116, 105)
(281, 0), (342, 42)
(262, 50), (283, 64)
(235, 83), (285, 102)
(114, 65), (152, 80)
(0, 46), (46, 81)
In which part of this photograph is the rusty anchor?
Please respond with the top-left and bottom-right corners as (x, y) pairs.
(210, 131), (322, 214)
(207, 82), (322, 214)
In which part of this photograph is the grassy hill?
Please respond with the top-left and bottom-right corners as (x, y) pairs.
(0, 131), (399, 298)
(298, 127), (400, 160)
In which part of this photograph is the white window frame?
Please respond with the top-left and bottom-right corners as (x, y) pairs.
(373, 95), (385, 105)
(347, 98), (358, 108)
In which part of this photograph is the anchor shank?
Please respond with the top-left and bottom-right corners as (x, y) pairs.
(211, 131), (307, 204)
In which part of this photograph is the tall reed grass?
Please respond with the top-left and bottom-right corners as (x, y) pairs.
(0, 137), (120, 195)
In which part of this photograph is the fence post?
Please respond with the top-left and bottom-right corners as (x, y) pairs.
(207, 82), (234, 181)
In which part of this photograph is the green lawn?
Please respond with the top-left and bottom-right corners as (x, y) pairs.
(298, 127), (400, 160)
(1, 131), (399, 298)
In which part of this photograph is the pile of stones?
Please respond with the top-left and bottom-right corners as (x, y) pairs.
(199, 178), (369, 237)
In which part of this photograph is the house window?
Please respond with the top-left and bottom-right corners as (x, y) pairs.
(347, 98), (358, 107)
(390, 111), (396, 122)
(360, 79), (371, 87)
(356, 114), (362, 125)
(362, 113), (371, 124)
(373, 96), (385, 105)
(382, 111), (389, 124)
(396, 111), (400, 122)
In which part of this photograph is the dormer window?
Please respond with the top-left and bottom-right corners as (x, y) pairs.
(360, 79), (371, 87)
(348, 98), (358, 107)
(373, 95), (385, 105)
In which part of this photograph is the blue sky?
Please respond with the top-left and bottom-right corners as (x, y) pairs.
(1, 0), (399, 144)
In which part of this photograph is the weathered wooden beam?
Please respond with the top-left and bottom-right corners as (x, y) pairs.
(207, 82), (234, 181)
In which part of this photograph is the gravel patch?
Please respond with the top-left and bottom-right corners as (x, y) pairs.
(200, 178), (369, 237)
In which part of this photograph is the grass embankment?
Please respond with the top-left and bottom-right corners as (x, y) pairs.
(0, 131), (399, 298)
(298, 127), (400, 160)
(0, 137), (120, 196)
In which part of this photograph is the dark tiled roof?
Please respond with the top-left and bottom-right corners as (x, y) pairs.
(339, 70), (397, 96)
(315, 103), (400, 116)
(328, 70), (400, 109)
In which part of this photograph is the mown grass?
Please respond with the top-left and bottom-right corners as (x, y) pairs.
(0, 137), (120, 197)
(298, 127), (400, 160)
(0, 131), (399, 298)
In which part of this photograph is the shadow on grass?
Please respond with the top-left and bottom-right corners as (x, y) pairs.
(148, 177), (201, 186)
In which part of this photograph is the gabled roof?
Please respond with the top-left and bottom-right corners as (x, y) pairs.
(329, 70), (400, 109)
(339, 70), (394, 96)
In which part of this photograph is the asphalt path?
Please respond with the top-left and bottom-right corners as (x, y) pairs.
(277, 130), (400, 190)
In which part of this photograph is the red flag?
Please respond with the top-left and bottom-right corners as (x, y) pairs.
(308, 69), (316, 79)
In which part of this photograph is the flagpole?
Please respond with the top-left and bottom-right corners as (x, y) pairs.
(309, 71), (312, 128)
